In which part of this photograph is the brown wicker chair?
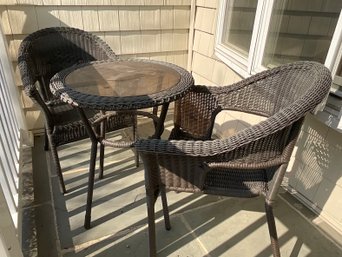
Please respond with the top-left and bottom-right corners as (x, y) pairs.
(136, 61), (332, 257)
(18, 27), (138, 194)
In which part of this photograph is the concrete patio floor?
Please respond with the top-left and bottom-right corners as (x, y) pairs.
(30, 116), (342, 257)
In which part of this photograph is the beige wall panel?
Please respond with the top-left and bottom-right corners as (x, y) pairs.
(161, 31), (173, 51)
(162, 51), (187, 68)
(25, 110), (44, 131)
(144, 0), (163, 5)
(165, 0), (190, 5)
(120, 31), (142, 54)
(103, 32), (121, 54)
(141, 31), (161, 53)
(161, 7), (174, 30)
(164, 52), (175, 64)
(196, 0), (217, 8)
(119, 7), (140, 31)
(192, 71), (215, 85)
(7, 7), (38, 34)
(211, 60), (228, 85)
(36, 7), (61, 29)
(192, 29), (200, 52)
(82, 7), (100, 32)
(140, 7), (160, 30)
(222, 67), (241, 84)
(110, 0), (127, 5)
(98, 7), (120, 31)
(58, 7), (83, 29)
(7, 36), (25, 62)
(172, 30), (188, 51)
(103, 0), (114, 5)
(124, 0), (143, 5)
(42, 0), (62, 4)
(194, 7), (216, 34)
(193, 30), (214, 57)
(0, 0), (17, 4)
(17, 0), (43, 4)
(174, 6), (190, 29)
(149, 53), (167, 62)
(60, 0), (101, 4)
(12, 62), (22, 86)
(0, 7), (12, 35)
(192, 52), (215, 81)
(21, 92), (35, 109)
(172, 51), (187, 68)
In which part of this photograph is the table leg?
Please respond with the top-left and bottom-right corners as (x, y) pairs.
(84, 141), (97, 229)
(76, 108), (98, 229)
(152, 103), (169, 139)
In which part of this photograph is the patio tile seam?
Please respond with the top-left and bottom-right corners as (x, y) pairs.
(60, 224), (147, 255)
(180, 214), (211, 256)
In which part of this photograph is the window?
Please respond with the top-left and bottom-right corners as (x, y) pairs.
(215, 0), (342, 77)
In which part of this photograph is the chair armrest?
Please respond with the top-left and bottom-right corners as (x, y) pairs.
(136, 103), (307, 158)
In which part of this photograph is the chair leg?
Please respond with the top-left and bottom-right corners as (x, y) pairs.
(160, 187), (171, 230)
(146, 189), (157, 257)
(99, 143), (105, 179)
(84, 141), (98, 229)
(49, 139), (67, 194)
(265, 201), (281, 257)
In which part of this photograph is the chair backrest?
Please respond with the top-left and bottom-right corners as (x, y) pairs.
(174, 62), (331, 141)
(18, 27), (117, 103)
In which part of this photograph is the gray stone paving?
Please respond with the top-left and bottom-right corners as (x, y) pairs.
(32, 118), (341, 257)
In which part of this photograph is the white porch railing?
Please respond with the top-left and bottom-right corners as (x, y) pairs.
(0, 24), (26, 257)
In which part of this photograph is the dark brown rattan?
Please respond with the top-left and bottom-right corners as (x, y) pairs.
(49, 58), (194, 229)
(18, 27), (138, 194)
(136, 61), (332, 257)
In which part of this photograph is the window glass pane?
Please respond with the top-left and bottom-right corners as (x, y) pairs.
(222, 0), (257, 57)
(263, 0), (342, 68)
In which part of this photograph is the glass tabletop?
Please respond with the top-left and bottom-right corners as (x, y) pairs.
(65, 61), (181, 97)
(50, 59), (193, 110)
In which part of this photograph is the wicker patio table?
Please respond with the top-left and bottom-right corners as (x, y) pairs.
(50, 59), (194, 229)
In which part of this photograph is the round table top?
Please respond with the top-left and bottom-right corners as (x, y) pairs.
(50, 59), (194, 110)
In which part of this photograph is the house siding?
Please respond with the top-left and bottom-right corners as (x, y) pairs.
(0, 0), (191, 131)
(188, 0), (342, 235)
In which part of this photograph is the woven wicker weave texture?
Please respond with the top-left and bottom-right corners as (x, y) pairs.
(136, 61), (332, 257)
(18, 27), (137, 194)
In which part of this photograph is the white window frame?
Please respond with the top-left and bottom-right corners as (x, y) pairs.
(215, 0), (342, 78)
